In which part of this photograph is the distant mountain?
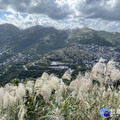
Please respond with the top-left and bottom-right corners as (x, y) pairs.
(0, 24), (120, 85)
(0, 24), (120, 55)
(0, 24), (68, 54)
(67, 27), (112, 47)
(96, 30), (120, 49)
(0, 24), (20, 47)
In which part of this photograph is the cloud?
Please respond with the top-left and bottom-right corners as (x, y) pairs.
(75, 0), (120, 21)
(0, 0), (71, 20)
(1, 11), (120, 33)
(0, 0), (120, 21)
(0, 0), (120, 32)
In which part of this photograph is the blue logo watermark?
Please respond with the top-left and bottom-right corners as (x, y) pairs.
(100, 108), (110, 117)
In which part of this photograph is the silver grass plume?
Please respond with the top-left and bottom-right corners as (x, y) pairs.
(9, 86), (17, 96)
(0, 87), (5, 109)
(43, 80), (58, 92)
(4, 83), (16, 93)
(59, 79), (67, 95)
(54, 79), (67, 102)
(91, 58), (106, 83)
(40, 84), (52, 101)
(25, 81), (34, 95)
(69, 72), (92, 98)
(3, 91), (15, 109)
(48, 75), (60, 90)
(16, 83), (26, 97)
(62, 70), (71, 81)
(18, 105), (26, 120)
(0, 117), (6, 120)
(77, 72), (92, 99)
(15, 83), (26, 104)
(34, 78), (44, 95)
(105, 60), (120, 85)
(4, 84), (17, 97)
(41, 72), (49, 81)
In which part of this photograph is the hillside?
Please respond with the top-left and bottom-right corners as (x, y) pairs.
(0, 24), (120, 85)
(0, 24), (120, 56)
(0, 59), (120, 119)
(67, 28), (113, 47)
(0, 24), (68, 54)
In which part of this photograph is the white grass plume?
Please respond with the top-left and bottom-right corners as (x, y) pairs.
(41, 72), (49, 81)
(16, 83), (26, 98)
(18, 105), (26, 120)
(69, 72), (92, 98)
(48, 75), (60, 90)
(105, 60), (120, 84)
(40, 84), (52, 101)
(4, 83), (16, 93)
(0, 117), (6, 120)
(15, 83), (26, 104)
(0, 87), (4, 109)
(3, 91), (15, 109)
(44, 80), (58, 92)
(55, 79), (67, 102)
(34, 78), (44, 95)
(62, 71), (71, 81)
(59, 79), (67, 95)
(25, 81), (34, 95)
(91, 58), (106, 83)
(9, 86), (17, 96)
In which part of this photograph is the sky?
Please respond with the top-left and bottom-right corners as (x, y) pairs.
(0, 0), (120, 32)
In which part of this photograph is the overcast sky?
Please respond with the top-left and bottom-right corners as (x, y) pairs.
(0, 0), (120, 32)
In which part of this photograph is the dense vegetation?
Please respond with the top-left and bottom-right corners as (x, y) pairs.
(1, 24), (120, 55)
(68, 28), (112, 47)
(0, 59), (120, 120)
(1, 24), (120, 86)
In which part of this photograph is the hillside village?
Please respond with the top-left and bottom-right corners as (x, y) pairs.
(0, 43), (120, 70)
(74, 43), (120, 68)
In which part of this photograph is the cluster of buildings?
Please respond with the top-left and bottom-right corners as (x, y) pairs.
(0, 52), (31, 66)
(76, 44), (120, 68)
(1, 43), (120, 70)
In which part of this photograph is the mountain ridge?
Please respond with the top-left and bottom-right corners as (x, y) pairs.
(0, 23), (120, 85)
